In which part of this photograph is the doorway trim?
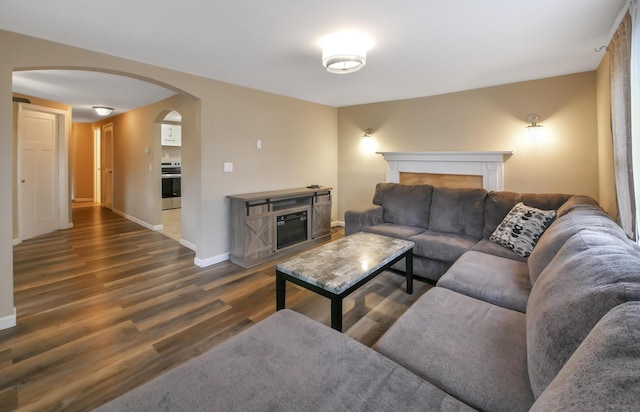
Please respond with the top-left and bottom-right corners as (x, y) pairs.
(16, 103), (72, 244)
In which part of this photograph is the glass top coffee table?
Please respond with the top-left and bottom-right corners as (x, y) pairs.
(275, 232), (414, 332)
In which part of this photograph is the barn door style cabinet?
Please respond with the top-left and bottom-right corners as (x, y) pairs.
(228, 187), (333, 268)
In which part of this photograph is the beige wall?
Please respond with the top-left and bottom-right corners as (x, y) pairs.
(0, 30), (339, 324)
(596, 52), (618, 219)
(337, 72), (606, 217)
(72, 122), (94, 201)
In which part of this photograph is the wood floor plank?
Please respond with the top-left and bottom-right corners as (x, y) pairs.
(0, 205), (432, 410)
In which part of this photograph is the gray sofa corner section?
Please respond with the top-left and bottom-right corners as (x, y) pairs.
(437, 250), (531, 312)
(526, 230), (640, 397)
(529, 302), (640, 411)
(97, 309), (476, 412)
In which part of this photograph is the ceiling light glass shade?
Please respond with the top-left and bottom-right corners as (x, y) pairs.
(93, 106), (114, 116)
(321, 31), (371, 74)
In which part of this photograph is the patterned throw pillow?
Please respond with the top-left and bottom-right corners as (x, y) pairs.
(490, 202), (556, 257)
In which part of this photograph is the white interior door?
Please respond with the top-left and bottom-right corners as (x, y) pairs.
(101, 123), (113, 210)
(18, 109), (58, 240)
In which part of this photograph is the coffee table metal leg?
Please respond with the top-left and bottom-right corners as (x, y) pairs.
(276, 271), (286, 310)
(330, 296), (342, 332)
(406, 249), (413, 294)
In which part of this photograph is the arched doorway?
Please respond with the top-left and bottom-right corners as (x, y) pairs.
(11, 68), (199, 246)
(160, 109), (182, 241)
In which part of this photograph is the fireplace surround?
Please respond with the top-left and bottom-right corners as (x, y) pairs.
(377, 151), (513, 191)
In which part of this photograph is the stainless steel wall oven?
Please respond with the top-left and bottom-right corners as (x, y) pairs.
(161, 161), (181, 210)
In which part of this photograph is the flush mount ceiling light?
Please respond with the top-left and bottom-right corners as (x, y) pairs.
(321, 31), (372, 74)
(93, 106), (114, 116)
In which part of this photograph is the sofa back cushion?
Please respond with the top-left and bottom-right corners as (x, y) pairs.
(528, 206), (625, 284)
(483, 192), (572, 239)
(530, 302), (640, 411)
(526, 230), (640, 398)
(555, 195), (602, 218)
(428, 187), (487, 238)
(373, 183), (433, 228)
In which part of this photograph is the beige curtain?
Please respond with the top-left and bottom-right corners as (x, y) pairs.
(610, 11), (636, 240)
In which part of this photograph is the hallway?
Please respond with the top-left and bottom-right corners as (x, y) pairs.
(1, 206), (430, 410)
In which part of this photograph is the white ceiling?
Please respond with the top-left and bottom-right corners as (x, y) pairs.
(13, 70), (177, 123)
(2, 0), (629, 123)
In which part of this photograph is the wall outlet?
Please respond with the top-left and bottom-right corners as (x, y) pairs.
(256, 139), (262, 149)
(223, 162), (233, 172)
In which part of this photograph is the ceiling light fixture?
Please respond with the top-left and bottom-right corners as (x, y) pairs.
(93, 106), (114, 116)
(321, 31), (371, 74)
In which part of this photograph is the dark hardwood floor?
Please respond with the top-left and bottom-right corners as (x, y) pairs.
(0, 206), (432, 411)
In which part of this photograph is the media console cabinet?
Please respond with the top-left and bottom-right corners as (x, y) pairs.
(227, 187), (332, 268)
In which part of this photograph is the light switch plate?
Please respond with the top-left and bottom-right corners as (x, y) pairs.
(223, 162), (233, 172)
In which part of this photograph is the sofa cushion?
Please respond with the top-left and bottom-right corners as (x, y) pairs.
(527, 207), (625, 284)
(530, 302), (640, 411)
(428, 187), (486, 238)
(409, 230), (478, 262)
(363, 223), (425, 240)
(490, 202), (555, 258)
(437, 251), (531, 312)
(470, 239), (527, 262)
(526, 230), (640, 398)
(97, 309), (476, 412)
(375, 288), (533, 412)
(483, 192), (571, 239)
(372, 183), (433, 228)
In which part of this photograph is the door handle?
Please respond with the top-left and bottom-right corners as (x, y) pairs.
(21, 179), (25, 183)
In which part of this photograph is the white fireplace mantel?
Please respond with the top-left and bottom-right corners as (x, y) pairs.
(377, 151), (514, 191)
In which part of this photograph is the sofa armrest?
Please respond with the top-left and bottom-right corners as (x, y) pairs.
(345, 205), (383, 235)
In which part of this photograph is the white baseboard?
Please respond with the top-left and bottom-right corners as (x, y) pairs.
(332, 220), (345, 227)
(194, 252), (229, 268)
(0, 307), (16, 330)
(180, 239), (196, 251)
(13, 238), (21, 246)
(74, 198), (94, 203)
(112, 209), (158, 231)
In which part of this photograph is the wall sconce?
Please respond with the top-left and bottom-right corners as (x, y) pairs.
(361, 128), (376, 151)
(93, 106), (114, 116)
(525, 114), (543, 140)
(321, 31), (371, 74)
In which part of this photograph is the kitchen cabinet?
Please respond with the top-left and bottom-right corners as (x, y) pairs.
(161, 124), (182, 146)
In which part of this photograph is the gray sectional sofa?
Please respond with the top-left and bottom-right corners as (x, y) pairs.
(98, 183), (640, 411)
(345, 183), (573, 283)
